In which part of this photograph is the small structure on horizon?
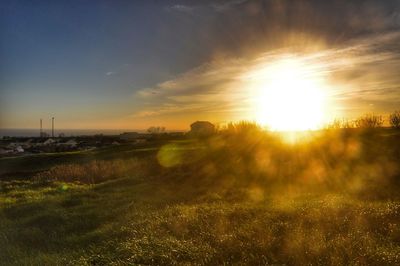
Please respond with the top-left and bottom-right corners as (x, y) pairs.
(43, 138), (56, 145)
(119, 132), (140, 141)
(0, 148), (12, 155)
(15, 146), (24, 153)
(189, 121), (215, 136)
(64, 139), (78, 148)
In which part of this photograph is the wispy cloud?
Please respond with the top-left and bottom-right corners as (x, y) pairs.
(167, 4), (194, 13)
(166, 0), (249, 14)
(166, 0), (248, 16)
(105, 71), (116, 76)
(132, 31), (400, 122)
(211, 0), (248, 12)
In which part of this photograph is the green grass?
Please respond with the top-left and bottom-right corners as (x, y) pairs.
(1, 130), (400, 265)
(1, 177), (399, 265)
(0, 141), (174, 178)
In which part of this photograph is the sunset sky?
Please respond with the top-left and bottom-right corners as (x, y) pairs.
(1, 0), (400, 131)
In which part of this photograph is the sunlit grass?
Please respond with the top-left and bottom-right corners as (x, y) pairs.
(1, 177), (399, 265)
(1, 125), (400, 265)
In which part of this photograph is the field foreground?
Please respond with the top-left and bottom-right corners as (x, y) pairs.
(1, 128), (400, 265)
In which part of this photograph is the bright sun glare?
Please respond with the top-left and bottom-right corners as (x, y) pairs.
(245, 56), (330, 131)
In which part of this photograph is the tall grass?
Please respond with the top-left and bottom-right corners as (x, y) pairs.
(33, 159), (153, 184)
(32, 122), (400, 198)
(1, 120), (400, 265)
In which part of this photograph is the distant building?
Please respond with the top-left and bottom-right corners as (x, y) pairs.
(119, 132), (140, 141)
(15, 146), (24, 153)
(7, 142), (18, 149)
(189, 121), (215, 136)
(21, 139), (33, 149)
(43, 138), (56, 145)
(0, 148), (12, 155)
(64, 139), (77, 147)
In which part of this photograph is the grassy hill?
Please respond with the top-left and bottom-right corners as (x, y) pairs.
(1, 129), (400, 265)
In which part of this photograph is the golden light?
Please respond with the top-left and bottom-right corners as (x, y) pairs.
(244, 55), (331, 131)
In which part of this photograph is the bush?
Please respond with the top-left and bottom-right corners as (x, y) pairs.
(325, 118), (355, 129)
(223, 121), (264, 134)
(389, 111), (400, 128)
(354, 114), (383, 128)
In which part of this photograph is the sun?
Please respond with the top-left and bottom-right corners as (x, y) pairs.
(245, 56), (329, 131)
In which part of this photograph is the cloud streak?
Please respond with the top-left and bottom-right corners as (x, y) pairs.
(167, 4), (194, 13)
(105, 71), (116, 76)
(132, 31), (400, 123)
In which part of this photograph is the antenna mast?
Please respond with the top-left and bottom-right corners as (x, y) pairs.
(52, 117), (54, 138)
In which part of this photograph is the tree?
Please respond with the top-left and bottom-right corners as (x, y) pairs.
(389, 111), (400, 128)
(147, 126), (166, 134)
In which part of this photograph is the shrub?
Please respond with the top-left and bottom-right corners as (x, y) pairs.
(389, 111), (400, 128)
(325, 118), (355, 129)
(223, 121), (264, 134)
(354, 114), (383, 128)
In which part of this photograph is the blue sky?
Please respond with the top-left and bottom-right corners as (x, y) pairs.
(1, 1), (209, 129)
(1, 0), (400, 130)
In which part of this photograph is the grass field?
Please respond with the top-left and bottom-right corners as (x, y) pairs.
(1, 128), (400, 265)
